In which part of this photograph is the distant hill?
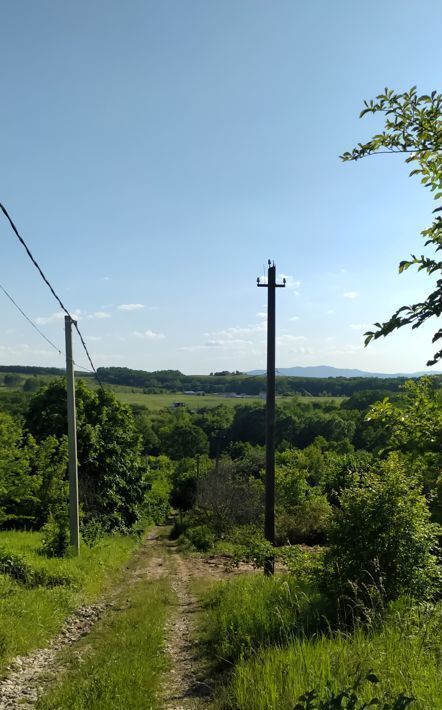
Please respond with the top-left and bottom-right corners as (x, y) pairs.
(247, 365), (442, 379)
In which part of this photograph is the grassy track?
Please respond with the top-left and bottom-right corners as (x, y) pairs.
(36, 576), (171, 710)
(0, 530), (137, 671)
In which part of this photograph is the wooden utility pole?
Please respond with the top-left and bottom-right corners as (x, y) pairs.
(257, 261), (285, 575)
(65, 315), (80, 555)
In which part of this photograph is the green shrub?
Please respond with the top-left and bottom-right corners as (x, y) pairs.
(185, 524), (215, 552)
(0, 547), (75, 588)
(294, 674), (414, 709)
(276, 496), (332, 545)
(280, 546), (325, 586)
(40, 508), (69, 558)
(323, 453), (441, 609)
(0, 547), (32, 584)
(80, 517), (105, 548)
(223, 526), (275, 569)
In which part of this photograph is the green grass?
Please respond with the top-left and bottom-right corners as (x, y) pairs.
(36, 576), (171, 710)
(0, 374), (345, 414)
(113, 391), (265, 410)
(203, 574), (325, 663)
(227, 602), (442, 709)
(108, 391), (344, 410)
(203, 575), (442, 709)
(0, 530), (137, 670)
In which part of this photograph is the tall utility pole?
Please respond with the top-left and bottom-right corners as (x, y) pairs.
(65, 316), (80, 555)
(257, 261), (285, 575)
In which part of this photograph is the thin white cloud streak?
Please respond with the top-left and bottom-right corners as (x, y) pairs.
(343, 291), (359, 299)
(35, 309), (81, 325)
(277, 334), (307, 344)
(132, 330), (165, 339)
(87, 311), (111, 320)
(117, 303), (145, 311)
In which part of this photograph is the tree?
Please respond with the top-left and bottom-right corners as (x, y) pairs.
(25, 380), (147, 530)
(0, 412), (36, 526)
(341, 87), (442, 365)
(159, 420), (209, 460)
(366, 377), (442, 522)
(323, 453), (440, 604)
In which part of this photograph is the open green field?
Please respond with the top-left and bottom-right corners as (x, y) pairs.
(107, 390), (345, 410)
(113, 391), (264, 409)
(0, 370), (347, 413)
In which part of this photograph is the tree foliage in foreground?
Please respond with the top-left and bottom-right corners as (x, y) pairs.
(323, 453), (440, 605)
(342, 87), (442, 365)
(25, 380), (147, 530)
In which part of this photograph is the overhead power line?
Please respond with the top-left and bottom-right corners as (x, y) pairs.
(0, 202), (103, 388)
(0, 281), (62, 354)
(0, 281), (99, 376)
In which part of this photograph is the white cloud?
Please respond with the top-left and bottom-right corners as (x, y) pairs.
(118, 303), (145, 311)
(277, 334), (307, 344)
(256, 312), (267, 319)
(132, 330), (165, 339)
(288, 315), (300, 322)
(350, 323), (371, 331)
(326, 309), (334, 315)
(343, 291), (359, 299)
(280, 274), (301, 291)
(207, 322), (267, 340)
(35, 311), (65, 325)
(87, 311), (111, 320)
(204, 338), (252, 348)
(84, 335), (102, 342)
(35, 309), (81, 325)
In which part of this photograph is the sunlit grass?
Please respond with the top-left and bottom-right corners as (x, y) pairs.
(0, 530), (137, 669)
(37, 576), (171, 710)
(203, 574), (442, 709)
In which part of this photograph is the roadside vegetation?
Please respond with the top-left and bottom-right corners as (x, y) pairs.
(0, 365), (441, 707)
(36, 575), (171, 710)
(0, 530), (136, 670)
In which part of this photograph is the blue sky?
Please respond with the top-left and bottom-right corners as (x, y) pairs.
(1, 0), (441, 374)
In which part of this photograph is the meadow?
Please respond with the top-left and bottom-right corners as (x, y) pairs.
(0, 530), (137, 671)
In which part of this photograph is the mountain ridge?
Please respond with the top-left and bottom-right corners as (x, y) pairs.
(247, 365), (442, 379)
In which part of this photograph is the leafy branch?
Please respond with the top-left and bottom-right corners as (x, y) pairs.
(341, 87), (442, 365)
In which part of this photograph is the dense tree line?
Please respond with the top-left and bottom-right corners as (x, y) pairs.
(95, 366), (442, 397)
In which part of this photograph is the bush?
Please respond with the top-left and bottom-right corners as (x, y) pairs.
(294, 675), (414, 709)
(323, 453), (441, 608)
(80, 517), (105, 548)
(195, 460), (264, 534)
(0, 548), (32, 584)
(0, 546), (75, 587)
(280, 546), (325, 587)
(221, 525), (275, 569)
(40, 507), (69, 558)
(276, 496), (332, 545)
(185, 524), (215, 552)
